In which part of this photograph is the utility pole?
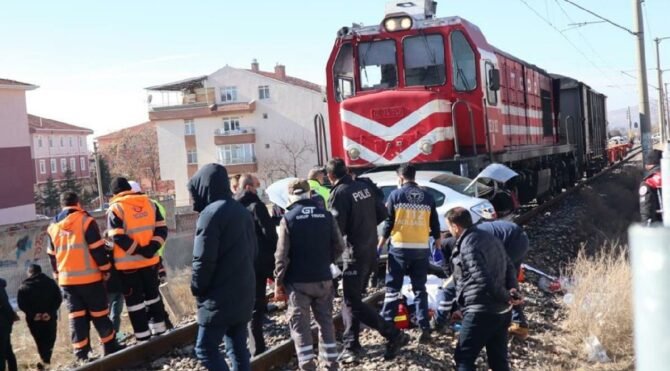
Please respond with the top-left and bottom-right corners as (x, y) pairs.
(634, 0), (653, 163)
(655, 38), (666, 143)
(93, 141), (104, 210)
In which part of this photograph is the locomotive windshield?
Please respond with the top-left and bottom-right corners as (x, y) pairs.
(358, 40), (397, 90)
(450, 30), (477, 91)
(403, 34), (446, 87)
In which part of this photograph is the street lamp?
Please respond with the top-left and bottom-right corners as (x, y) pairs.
(654, 36), (670, 143)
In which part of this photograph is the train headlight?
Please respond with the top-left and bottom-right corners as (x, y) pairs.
(419, 141), (433, 155)
(383, 16), (413, 32)
(347, 147), (361, 161)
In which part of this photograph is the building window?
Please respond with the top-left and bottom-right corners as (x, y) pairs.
(61, 158), (67, 172)
(80, 157), (86, 171)
(222, 117), (240, 133)
(39, 160), (46, 174)
(79, 137), (83, 147)
(258, 85), (270, 100)
(220, 86), (238, 103)
(49, 136), (53, 148)
(187, 149), (198, 165)
(60, 136), (64, 147)
(70, 158), (76, 171)
(69, 136), (73, 147)
(50, 159), (57, 173)
(263, 113), (268, 119)
(184, 119), (195, 135)
(37, 136), (43, 148)
(218, 143), (255, 165)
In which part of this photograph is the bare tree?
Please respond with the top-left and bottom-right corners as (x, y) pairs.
(100, 124), (161, 192)
(259, 135), (315, 183)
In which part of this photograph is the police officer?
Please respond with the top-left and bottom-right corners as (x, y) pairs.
(107, 177), (168, 342)
(326, 158), (408, 362)
(274, 179), (345, 371)
(378, 164), (441, 343)
(47, 192), (123, 361)
(640, 149), (663, 224)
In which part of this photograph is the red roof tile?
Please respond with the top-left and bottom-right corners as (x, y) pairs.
(28, 114), (93, 134)
(246, 70), (323, 93)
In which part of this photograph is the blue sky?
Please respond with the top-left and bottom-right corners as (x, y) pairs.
(2, 0), (669, 136)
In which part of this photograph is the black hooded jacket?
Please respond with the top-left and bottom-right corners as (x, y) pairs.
(188, 164), (257, 327)
(0, 279), (16, 329)
(17, 273), (62, 319)
(236, 191), (278, 279)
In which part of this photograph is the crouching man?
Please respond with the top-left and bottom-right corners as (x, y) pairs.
(445, 207), (523, 371)
(274, 180), (345, 371)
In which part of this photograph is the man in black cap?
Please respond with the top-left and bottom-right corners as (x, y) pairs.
(640, 149), (663, 224)
(17, 264), (62, 368)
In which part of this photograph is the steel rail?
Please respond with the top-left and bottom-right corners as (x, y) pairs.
(74, 147), (640, 371)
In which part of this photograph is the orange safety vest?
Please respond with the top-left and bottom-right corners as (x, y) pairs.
(47, 208), (109, 286)
(107, 191), (163, 271)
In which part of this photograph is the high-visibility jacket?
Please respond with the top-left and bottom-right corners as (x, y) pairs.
(308, 180), (330, 208)
(107, 191), (162, 270)
(47, 208), (110, 286)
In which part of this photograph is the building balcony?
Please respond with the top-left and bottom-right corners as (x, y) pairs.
(218, 159), (258, 174)
(214, 128), (256, 145)
(149, 100), (256, 121)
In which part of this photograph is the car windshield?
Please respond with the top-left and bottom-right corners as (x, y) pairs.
(430, 173), (493, 198)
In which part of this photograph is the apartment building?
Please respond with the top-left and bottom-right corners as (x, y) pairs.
(147, 60), (327, 206)
(0, 78), (38, 225)
(29, 114), (93, 187)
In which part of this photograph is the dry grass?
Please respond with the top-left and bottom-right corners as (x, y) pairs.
(560, 243), (634, 365)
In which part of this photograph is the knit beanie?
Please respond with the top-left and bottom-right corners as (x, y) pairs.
(110, 177), (132, 195)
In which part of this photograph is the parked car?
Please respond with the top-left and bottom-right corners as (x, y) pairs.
(361, 171), (498, 232)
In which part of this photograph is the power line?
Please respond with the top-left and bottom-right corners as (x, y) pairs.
(518, 0), (626, 91)
(561, 0), (636, 35)
(553, 0), (625, 90)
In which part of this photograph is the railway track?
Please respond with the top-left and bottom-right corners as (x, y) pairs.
(73, 147), (641, 371)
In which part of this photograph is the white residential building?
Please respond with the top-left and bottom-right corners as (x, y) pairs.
(147, 60), (328, 206)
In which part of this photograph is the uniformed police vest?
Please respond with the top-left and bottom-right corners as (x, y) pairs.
(283, 200), (333, 283)
(108, 192), (161, 271)
(47, 208), (108, 286)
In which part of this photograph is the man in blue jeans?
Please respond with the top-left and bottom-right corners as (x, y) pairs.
(189, 164), (257, 371)
(378, 164), (441, 344)
(445, 207), (523, 371)
(434, 220), (530, 339)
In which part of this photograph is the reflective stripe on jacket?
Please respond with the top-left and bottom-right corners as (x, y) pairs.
(47, 209), (108, 285)
(108, 192), (161, 270)
(152, 199), (167, 256)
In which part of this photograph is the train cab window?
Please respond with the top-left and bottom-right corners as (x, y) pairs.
(485, 62), (498, 105)
(450, 31), (477, 92)
(358, 40), (398, 91)
(403, 34), (446, 87)
(333, 43), (355, 102)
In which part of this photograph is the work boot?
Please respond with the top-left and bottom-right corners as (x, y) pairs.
(338, 344), (363, 364)
(418, 329), (432, 344)
(508, 322), (530, 340)
(74, 347), (91, 362)
(103, 340), (126, 356)
(383, 332), (410, 360)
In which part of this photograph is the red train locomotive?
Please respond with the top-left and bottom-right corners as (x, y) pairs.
(324, 1), (613, 203)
